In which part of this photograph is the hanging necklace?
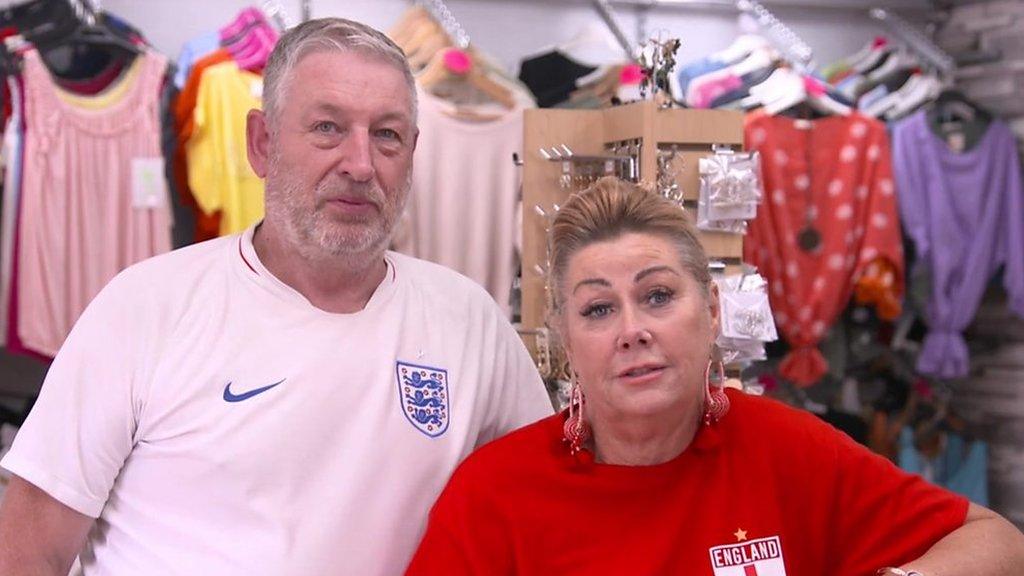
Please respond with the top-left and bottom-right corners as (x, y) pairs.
(796, 115), (822, 253)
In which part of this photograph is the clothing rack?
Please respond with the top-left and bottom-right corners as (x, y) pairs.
(417, 0), (470, 49)
(606, 0), (930, 11)
(870, 7), (955, 77)
(737, 0), (814, 71)
(70, 0), (97, 26)
(589, 0), (636, 60)
(261, 0), (291, 29)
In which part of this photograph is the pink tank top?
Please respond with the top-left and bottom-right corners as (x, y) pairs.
(17, 49), (172, 356)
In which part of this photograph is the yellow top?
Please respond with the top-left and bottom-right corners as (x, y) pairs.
(186, 60), (264, 235)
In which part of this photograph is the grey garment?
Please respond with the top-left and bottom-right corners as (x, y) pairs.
(820, 315), (848, 383)
(159, 66), (196, 248)
(554, 94), (607, 110)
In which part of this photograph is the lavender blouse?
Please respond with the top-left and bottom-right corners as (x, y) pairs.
(891, 110), (1024, 379)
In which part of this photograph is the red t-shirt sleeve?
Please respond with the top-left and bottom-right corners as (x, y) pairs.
(405, 461), (516, 576)
(826, 423), (969, 574)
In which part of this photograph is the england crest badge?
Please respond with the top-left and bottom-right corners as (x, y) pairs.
(708, 535), (787, 576)
(396, 361), (450, 438)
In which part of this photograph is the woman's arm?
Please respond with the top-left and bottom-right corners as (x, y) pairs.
(892, 503), (1024, 576)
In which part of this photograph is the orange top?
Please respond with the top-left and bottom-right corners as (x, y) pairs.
(174, 48), (232, 242)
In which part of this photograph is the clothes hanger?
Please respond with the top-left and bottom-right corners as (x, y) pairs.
(925, 88), (993, 148)
(724, 45), (777, 78)
(418, 47), (516, 116)
(553, 20), (626, 67)
(399, 10), (450, 72)
(928, 89), (991, 124)
(853, 42), (893, 74)
(862, 72), (919, 118)
(407, 28), (449, 72)
(740, 67), (850, 116)
(846, 36), (888, 69)
(739, 66), (791, 108)
(568, 64), (632, 106)
(715, 14), (771, 65)
(714, 34), (771, 66)
(241, 34), (276, 72)
(220, 7), (264, 44)
(59, 19), (139, 56)
(389, 6), (430, 47)
(0, 0), (71, 44)
(33, 0), (140, 71)
(229, 23), (276, 71)
(881, 74), (944, 120)
(261, 0), (288, 33)
(766, 73), (852, 117)
(865, 49), (918, 85)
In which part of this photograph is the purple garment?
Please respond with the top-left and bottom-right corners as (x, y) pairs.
(892, 111), (1024, 379)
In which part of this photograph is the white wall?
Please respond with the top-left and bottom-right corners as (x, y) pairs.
(101, 0), (923, 77)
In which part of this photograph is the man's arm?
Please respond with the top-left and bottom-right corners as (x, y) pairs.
(0, 476), (93, 576)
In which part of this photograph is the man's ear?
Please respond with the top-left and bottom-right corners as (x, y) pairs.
(246, 109), (272, 178)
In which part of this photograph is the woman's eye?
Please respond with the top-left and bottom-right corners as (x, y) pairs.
(581, 304), (612, 319)
(647, 289), (674, 306)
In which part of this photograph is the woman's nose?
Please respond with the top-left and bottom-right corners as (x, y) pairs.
(615, 307), (652, 351)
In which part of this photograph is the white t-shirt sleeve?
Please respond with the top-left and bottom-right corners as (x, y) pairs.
(1, 272), (144, 518)
(478, 314), (553, 445)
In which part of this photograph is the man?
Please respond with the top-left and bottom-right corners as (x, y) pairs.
(0, 18), (552, 575)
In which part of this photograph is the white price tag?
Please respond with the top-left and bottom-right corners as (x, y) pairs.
(946, 132), (966, 153)
(131, 157), (169, 209)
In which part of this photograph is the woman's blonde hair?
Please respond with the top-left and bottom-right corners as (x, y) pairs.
(548, 177), (711, 317)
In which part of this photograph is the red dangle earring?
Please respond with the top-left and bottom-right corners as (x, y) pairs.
(563, 371), (591, 455)
(703, 359), (731, 426)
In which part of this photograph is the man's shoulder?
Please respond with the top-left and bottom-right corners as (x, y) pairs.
(388, 251), (499, 306)
(103, 235), (235, 302)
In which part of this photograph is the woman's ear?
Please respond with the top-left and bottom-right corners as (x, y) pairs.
(549, 312), (574, 373)
(707, 281), (721, 344)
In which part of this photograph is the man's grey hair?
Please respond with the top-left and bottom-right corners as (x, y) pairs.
(262, 17), (418, 128)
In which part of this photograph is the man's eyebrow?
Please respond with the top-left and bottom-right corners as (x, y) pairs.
(376, 111), (412, 124)
(302, 103), (411, 123)
(305, 102), (342, 115)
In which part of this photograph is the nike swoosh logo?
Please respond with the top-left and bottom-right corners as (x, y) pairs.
(223, 379), (285, 403)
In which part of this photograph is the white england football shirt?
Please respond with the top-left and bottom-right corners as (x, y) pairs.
(2, 225), (552, 575)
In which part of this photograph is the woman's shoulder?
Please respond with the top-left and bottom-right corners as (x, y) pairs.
(724, 388), (846, 446)
(449, 413), (566, 486)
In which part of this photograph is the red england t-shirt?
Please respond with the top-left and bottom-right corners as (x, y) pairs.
(406, 389), (967, 575)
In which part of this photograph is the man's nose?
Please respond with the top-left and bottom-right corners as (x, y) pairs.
(336, 130), (374, 183)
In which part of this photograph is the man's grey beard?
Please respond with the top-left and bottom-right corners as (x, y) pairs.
(264, 155), (411, 263)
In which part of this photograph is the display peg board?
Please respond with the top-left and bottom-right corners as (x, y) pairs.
(521, 101), (745, 370)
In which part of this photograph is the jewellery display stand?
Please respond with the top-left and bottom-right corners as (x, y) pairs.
(520, 100), (746, 378)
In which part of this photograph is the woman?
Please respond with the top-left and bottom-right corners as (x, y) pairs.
(405, 177), (1024, 575)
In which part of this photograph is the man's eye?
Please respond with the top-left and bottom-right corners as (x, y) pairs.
(314, 121), (338, 133)
(376, 128), (400, 141)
